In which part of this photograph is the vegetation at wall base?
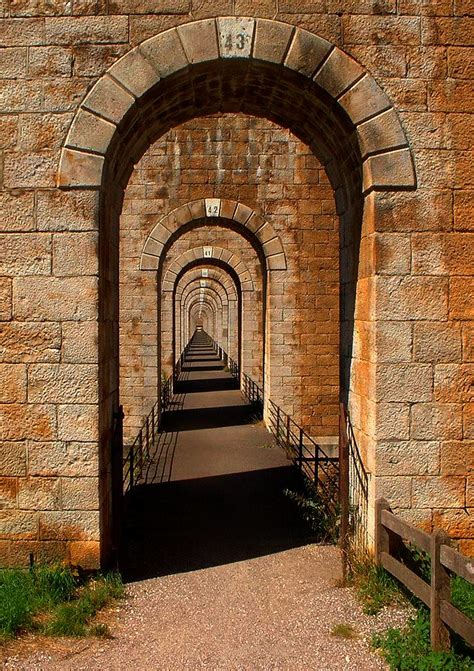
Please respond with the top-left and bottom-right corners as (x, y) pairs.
(283, 475), (339, 543)
(372, 609), (474, 671)
(0, 564), (123, 642)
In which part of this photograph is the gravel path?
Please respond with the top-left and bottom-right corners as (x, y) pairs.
(3, 545), (409, 670)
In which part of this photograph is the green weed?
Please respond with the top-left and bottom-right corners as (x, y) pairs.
(283, 476), (339, 542)
(0, 565), (123, 641)
(331, 623), (358, 639)
(372, 610), (474, 671)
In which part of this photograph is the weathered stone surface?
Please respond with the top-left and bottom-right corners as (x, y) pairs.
(377, 276), (448, 321)
(3, 151), (57, 188)
(177, 19), (219, 64)
(0, 511), (38, 540)
(18, 477), (61, 510)
(62, 321), (98, 364)
(434, 364), (474, 403)
(61, 477), (99, 510)
(139, 28), (188, 78)
(433, 508), (473, 540)
(52, 232), (98, 276)
(28, 364), (98, 404)
(412, 233), (474, 275)
(314, 46), (364, 98)
(411, 403), (463, 440)
(0, 364), (26, 402)
(0, 442), (26, 477)
(108, 47), (161, 98)
(0, 47), (28, 78)
(68, 540), (100, 569)
(449, 277), (474, 320)
(45, 16), (129, 44)
(0, 278), (12, 321)
(440, 440), (474, 476)
(0, 233), (51, 276)
(0, 323), (60, 364)
(253, 18), (294, 64)
(284, 27), (332, 77)
(39, 510), (99, 540)
(29, 45), (72, 76)
(57, 148), (104, 189)
(377, 441), (440, 476)
(376, 476), (412, 508)
(13, 276), (98, 321)
(65, 108), (117, 155)
(36, 190), (99, 232)
(0, 478), (18, 509)
(414, 323), (462, 363)
(218, 17), (255, 59)
(363, 148), (416, 191)
(1, 404), (56, 441)
(377, 402), (410, 440)
(28, 441), (98, 477)
(376, 363), (433, 403)
(57, 405), (98, 442)
(412, 476), (466, 508)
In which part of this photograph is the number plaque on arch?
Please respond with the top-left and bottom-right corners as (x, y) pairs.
(218, 17), (255, 59)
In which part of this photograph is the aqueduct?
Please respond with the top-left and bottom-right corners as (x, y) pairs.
(0, 6), (472, 570)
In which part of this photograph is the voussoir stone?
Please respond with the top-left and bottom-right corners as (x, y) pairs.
(313, 46), (364, 99)
(65, 108), (117, 155)
(338, 74), (392, 125)
(177, 19), (219, 64)
(108, 47), (161, 98)
(82, 75), (135, 125)
(253, 18), (294, 64)
(284, 28), (332, 77)
(139, 28), (189, 79)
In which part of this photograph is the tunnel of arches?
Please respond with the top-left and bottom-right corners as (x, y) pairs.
(58, 16), (416, 565)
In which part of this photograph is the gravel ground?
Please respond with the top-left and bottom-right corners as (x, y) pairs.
(2, 545), (409, 671)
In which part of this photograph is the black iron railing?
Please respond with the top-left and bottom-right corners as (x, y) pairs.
(123, 398), (159, 493)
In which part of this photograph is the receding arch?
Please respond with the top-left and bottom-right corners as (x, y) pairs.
(140, 200), (286, 273)
(58, 17), (415, 197)
(162, 243), (255, 291)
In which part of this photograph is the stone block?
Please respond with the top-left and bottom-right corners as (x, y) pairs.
(357, 109), (408, 158)
(253, 18), (294, 64)
(57, 404), (98, 442)
(37, 190), (98, 232)
(18, 477), (61, 511)
(52, 232), (98, 277)
(139, 28), (189, 78)
(376, 320), (412, 363)
(0, 364), (26, 402)
(62, 321), (98, 364)
(464, 403), (474, 439)
(28, 364), (98, 404)
(109, 0), (189, 12)
(177, 19), (219, 64)
(374, 233), (411, 275)
(68, 540), (100, 569)
(440, 440), (474, 476)
(411, 402), (463, 440)
(58, 148), (105, 189)
(343, 15), (421, 45)
(462, 325), (473, 362)
(363, 148), (416, 192)
(376, 402), (411, 440)
(0, 478), (18, 509)
(28, 45), (72, 76)
(412, 233), (474, 276)
(0, 46), (28, 78)
(377, 441), (440, 476)
(218, 17), (255, 59)
(39, 510), (99, 541)
(2, 404), (56, 441)
(314, 46), (364, 99)
(65, 108), (116, 155)
(0, 115), (19, 150)
(412, 476), (466, 508)
(454, 192), (474, 232)
(27, 441), (98, 477)
(61, 477), (99, 510)
(434, 364), (474, 403)
(108, 47), (161, 98)
(0, 278), (12, 321)
(4, 152), (57, 189)
(13, 276), (98, 321)
(0, 233), (51, 277)
(0, 323), (60, 364)
(45, 16), (129, 45)
(339, 75), (391, 126)
(413, 322), (462, 363)
(0, 511), (38, 540)
(449, 277), (474, 320)
(376, 475), (412, 508)
(284, 27), (332, 77)
(433, 508), (473, 541)
(82, 75), (135, 126)
(377, 276), (448, 321)
(0, 442), (26, 477)
(0, 18), (46, 46)
(376, 363), (433, 403)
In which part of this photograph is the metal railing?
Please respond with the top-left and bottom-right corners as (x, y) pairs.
(123, 398), (160, 493)
(339, 402), (369, 577)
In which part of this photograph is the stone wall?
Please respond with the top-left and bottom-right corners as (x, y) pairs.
(0, 2), (472, 566)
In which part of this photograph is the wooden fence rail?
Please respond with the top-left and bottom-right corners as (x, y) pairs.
(375, 498), (474, 652)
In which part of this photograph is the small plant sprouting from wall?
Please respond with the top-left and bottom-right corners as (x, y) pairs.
(283, 476), (339, 543)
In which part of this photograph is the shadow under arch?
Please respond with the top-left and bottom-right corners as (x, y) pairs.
(56, 17), (417, 566)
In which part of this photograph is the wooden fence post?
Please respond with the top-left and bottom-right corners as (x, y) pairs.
(339, 403), (350, 580)
(374, 498), (391, 564)
(431, 529), (451, 652)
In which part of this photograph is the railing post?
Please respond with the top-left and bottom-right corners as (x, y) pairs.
(431, 529), (451, 652)
(138, 429), (143, 478)
(145, 416), (150, 461)
(286, 415), (291, 453)
(339, 403), (350, 579)
(129, 445), (134, 490)
(298, 427), (303, 469)
(374, 497), (395, 565)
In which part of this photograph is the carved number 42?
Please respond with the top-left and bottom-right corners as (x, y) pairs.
(225, 33), (246, 50)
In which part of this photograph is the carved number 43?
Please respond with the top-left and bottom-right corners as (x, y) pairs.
(225, 33), (246, 50)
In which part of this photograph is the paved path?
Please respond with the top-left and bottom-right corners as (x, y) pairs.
(3, 333), (406, 669)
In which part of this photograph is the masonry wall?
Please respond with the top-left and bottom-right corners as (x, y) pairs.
(0, 1), (472, 567)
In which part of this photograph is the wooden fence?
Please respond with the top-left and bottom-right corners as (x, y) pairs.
(375, 498), (474, 652)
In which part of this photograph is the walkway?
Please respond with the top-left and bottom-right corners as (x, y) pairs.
(120, 331), (309, 581)
(2, 334), (408, 669)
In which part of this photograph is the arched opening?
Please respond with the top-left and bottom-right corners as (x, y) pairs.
(58, 17), (416, 566)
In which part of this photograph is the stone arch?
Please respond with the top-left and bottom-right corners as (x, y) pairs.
(176, 269), (237, 303)
(180, 279), (230, 307)
(58, 17), (415, 196)
(140, 199), (286, 273)
(162, 244), (255, 291)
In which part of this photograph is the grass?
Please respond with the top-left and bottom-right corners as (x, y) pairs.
(349, 551), (474, 670)
(0, 565), (123, 642)
(331, 623), (358, 639)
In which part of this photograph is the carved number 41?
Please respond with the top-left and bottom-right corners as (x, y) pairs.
(225, 33), (246, 50)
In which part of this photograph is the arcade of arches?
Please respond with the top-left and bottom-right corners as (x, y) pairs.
(0, 8), (472, 570)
